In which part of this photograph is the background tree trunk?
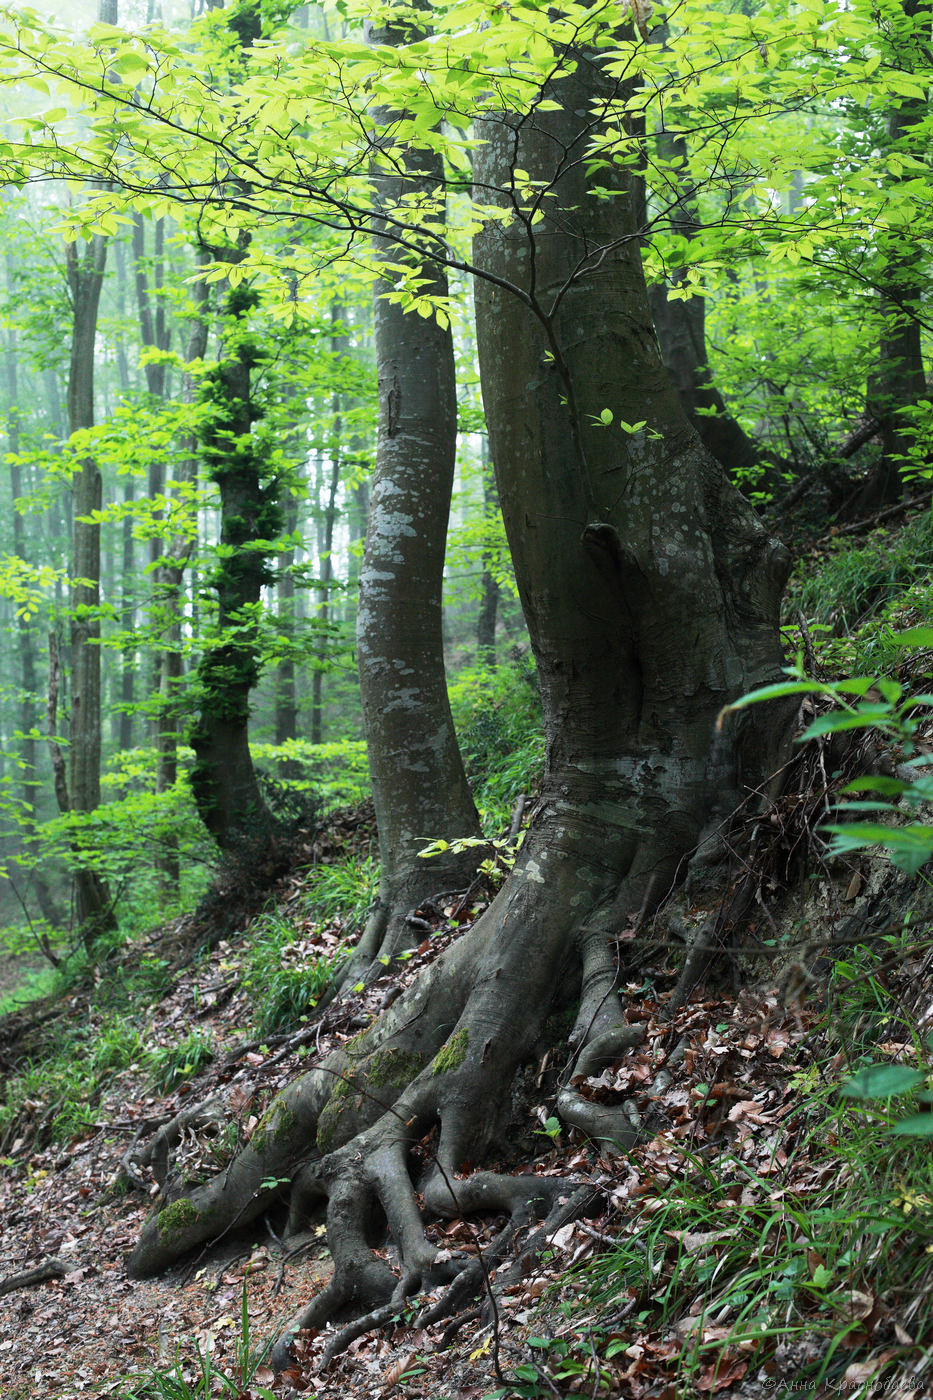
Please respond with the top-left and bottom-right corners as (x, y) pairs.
(189, 278), (277, 848)
(65, 231), (115, 942)
(476, 437), (499, 666)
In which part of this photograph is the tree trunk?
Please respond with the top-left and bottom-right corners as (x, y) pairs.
(858, 0), (928, 510)
(274, 486), (299, 747)
(348, 24), (483, 981)
(647, 126), (774, 487)
(189, 279), (277, 848)
(112, 237), (136, 750)
(133, 213), (174, 720)
(65, 232), (115, 943)
(310, 314), (345, 748)
(3, 291), (61, 931)
(476, 437), (499, 666)
(153, 251), (208, 892)
(126, 31), (790, 1363)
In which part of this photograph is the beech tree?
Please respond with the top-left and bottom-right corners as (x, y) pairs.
(124, 20), (790, 1364)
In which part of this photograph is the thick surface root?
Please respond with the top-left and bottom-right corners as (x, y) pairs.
(127, 818), (681, 1368)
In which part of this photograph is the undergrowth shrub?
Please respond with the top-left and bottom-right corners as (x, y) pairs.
(243, 855), (376, 1035)
(0, 1013), (148, 1146)
(789, 512), (933, 674)
(150, 1030), (215, 1093)
(449, 656), (545, 830)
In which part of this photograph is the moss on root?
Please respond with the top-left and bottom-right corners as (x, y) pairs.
(250, 1098), (296, 1157)
(157, 1197), (199, 1238)
(316, 1046), (427, 1154)
(432, 1026), (469, 1076)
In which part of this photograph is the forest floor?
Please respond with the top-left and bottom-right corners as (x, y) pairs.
(1, 808), (933, 1399)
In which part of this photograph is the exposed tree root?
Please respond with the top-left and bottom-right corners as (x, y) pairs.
(126, 817), (660, 1369)
(0, 1256), (81, 1297)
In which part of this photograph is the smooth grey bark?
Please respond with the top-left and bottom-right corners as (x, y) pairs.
(348, 20), (483, 979)
(472, 60), (789, 907)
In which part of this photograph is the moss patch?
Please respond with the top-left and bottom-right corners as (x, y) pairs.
(432, 1026), (469, 1076)
(250, 1097), (295, 1156)
(366, 1046), (427, 1088)
(158, 1197), (199, 1238)
(316, 1046), (427, 1154)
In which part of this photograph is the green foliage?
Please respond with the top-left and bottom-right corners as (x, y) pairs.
(723, 634), (933, 874)
(121, 1285), (276, 1399)
(449, 658), (544, 830)
(150, 1031), (215, 1093)
(251, 738), (370, 810)
(0, 1013), (147, 1144)
(243, 855), (375, 1034)
(791, 514), (933, 669)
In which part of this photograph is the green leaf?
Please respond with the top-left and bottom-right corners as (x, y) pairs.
(840, 1064), (924, 1099)
(892, 628), (933, 649)
(890, 1114), (933, 1137)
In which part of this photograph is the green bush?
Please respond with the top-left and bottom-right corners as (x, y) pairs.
(243, 855), (376, 1034)
(790, 513), (933, 674)
(449, 657), (545, 830)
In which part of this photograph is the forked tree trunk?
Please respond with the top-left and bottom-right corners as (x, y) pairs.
(127, 33), (790, 1357)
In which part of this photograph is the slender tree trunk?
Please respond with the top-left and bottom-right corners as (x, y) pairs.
(65, 232), (115, 943)
(153, 252), (208, 891)
(859, 0), (928, 509)
(310, 379), (341, 747)
(3, 295), (61, 930)
(275, 487), (299, 747)
(476, 437), (500, 666)
(132, 213), (173, 718)
(112, 235), (136, 750)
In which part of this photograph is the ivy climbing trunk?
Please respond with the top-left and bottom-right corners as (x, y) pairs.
(189, 278), (278, 848)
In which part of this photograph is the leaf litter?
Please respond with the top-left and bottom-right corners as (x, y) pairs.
(1, 852), (932, 1398)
